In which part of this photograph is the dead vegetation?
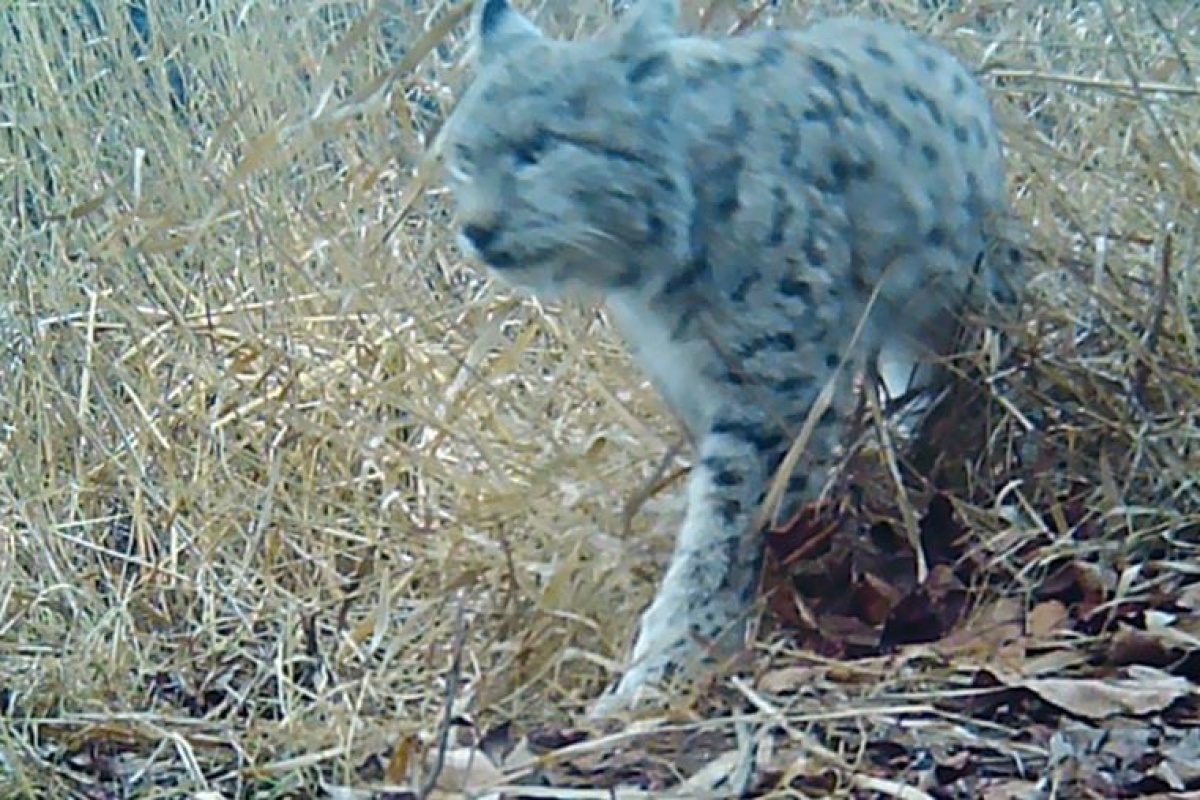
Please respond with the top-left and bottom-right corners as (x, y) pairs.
(1, 0), (1198, 797)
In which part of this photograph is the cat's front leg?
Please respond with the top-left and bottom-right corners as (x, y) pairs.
(591, 415), (783, 715)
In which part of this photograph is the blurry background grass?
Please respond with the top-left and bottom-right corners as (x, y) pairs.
(1, 0), (1198, 796)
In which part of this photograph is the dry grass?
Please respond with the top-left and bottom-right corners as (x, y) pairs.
(1, 0), (1198, 797)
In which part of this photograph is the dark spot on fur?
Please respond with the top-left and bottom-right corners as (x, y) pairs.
(710, 418), (785, 453)
(921, 142), (939, 165)
(904, 84), (945, 126)
(670, 304), (702, 340)
(627, 53), (669, 84)
(721, 367), (747, 386)
(738, 331), (797, 359)
(780, 126), (800, 169)
(513, 129), (552, 167)
(844, 74), (872, 112)
(803, 102), (833, 124)
(954, 124), (969, 144)
(730, 273), (759, 303)
(709, 153), (744, 219)
(830, 158), (874, 185)
(756, 44), (784, 68)
(646, 212), (666, 246)
(951, 73), (966, 97)
(768, 185), (793, 246)
(713, 468), (743, 487)
(965, 172), (983, 218)
(866, 46), (894, 65)
(775, 375), (815, 394)
(779, 276), (811, 300)
(660, 254), (710, 298)
(718, 499), (743, 526)
(830, 158), (850, 184)
(685, 58), (743, 89)
(926, 226), (948, 247)
(809, 55), (840, 87)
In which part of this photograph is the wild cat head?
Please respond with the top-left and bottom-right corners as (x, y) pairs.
(438, 0), (694, 296)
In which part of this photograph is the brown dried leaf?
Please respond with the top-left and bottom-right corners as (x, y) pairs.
(880, 564), (967, 648)
(1028, 600), (1070, 638)
(1038, 560), (1112, 613)
(1017, 648), (1089, 677)
(757, 665), (824, 695)
(850, 569), (902, 626)
(1107, 624), (1188, 669)
(938, 596), (1025, 657)
(989, 666), (1192, 719)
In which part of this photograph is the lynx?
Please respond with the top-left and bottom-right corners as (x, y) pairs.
(437, 0), (1024, 713)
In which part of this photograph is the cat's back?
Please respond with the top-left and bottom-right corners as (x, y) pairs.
(633, 16), (1013, 315)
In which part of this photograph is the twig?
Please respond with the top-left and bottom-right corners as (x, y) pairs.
(989, 68), (1200, 97)
(1132, 233), (1173, 408)
(417, 599), (469, 800)
(729, 0), (774, 35)
(620, 441), (685, 538)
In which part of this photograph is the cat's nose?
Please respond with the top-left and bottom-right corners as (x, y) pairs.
(462, 224), (497, 253)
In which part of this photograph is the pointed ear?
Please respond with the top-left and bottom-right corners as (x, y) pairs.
(617, 0), (679, 51)
(473, 0), (543, 67)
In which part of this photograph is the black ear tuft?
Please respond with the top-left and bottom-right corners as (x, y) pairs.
(473, 0), (543, 66)
(479, 0), (509, 37)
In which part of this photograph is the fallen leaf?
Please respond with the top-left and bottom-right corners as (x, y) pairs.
(1176, 581), (1200, 612)
(426, 747), (504, 795)
(938, 596), (1024, 657)
(758, 665), (824, 695)
(980, 780), (1040, 799)
(989, 667), (1192, 719)
(1017, 648), (1089, 677)
(1028, 600), (1070, 638)
(880, 564), (967, 648)
(850, 569), (902, 626)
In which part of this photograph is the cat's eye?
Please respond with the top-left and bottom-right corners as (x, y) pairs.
(513, 129), (552, 167)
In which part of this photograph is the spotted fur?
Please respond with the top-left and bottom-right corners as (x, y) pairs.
(438, 0), (1024, 712)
